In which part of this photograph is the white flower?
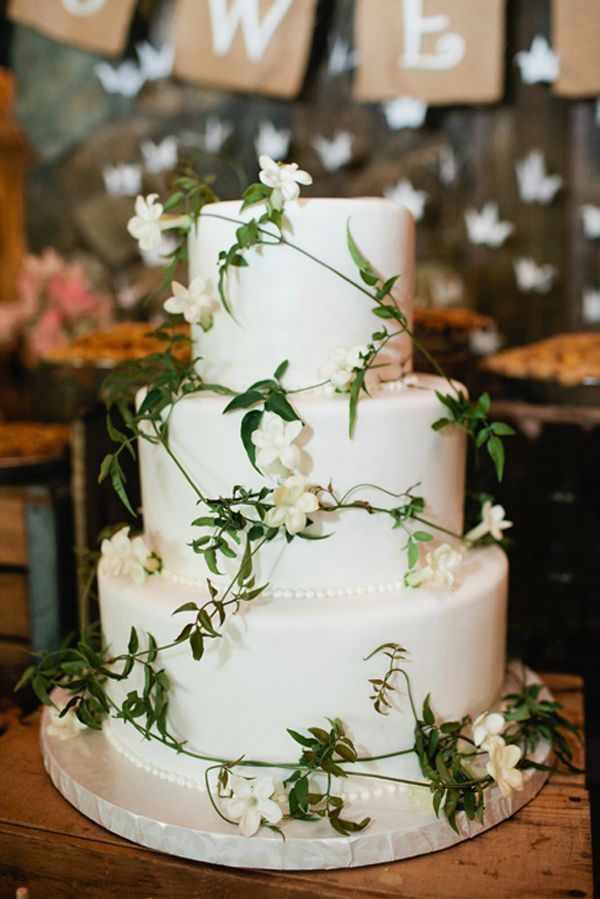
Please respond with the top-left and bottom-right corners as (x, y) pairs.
(100, 526), (159, 585)
(318, 344), (369, 389)
(127, 194), (164, 252)
(264, 475), (319, 536)
(486, 740), (524, 798)
(46, 706), (87, 741)
(258, 155), (312, 206)
(221, 774), (283, 837)
(405, 543), (463, 588)
(465, 501), (513, 543)
(472, 711), (505, 751)
(164, 276), (217, 330)
(251, 412), (304, 478)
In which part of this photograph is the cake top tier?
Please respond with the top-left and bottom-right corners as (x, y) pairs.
(189, 197), (415, 391)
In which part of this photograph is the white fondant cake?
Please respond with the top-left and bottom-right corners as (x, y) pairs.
(98, 195), (509, 815)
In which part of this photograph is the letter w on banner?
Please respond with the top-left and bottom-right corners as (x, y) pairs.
(8, 0), (137, 56)
(172, 0), (318, 98)
(354, 0), (505, 104)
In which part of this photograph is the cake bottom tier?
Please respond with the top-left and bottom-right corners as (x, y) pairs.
(98, 546), (507, 796)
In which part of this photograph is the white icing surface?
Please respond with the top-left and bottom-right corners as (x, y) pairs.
(189, 198), (415, 390)
(99, 546), (507, 788)
(139, 374), (467, 589)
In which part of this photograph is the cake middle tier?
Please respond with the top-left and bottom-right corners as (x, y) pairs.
(139, 374), (467, 590)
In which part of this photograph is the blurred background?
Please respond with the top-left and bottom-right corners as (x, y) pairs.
(0, 0), (598, 868)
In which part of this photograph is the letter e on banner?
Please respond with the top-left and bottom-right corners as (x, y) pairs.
(172, 0), (318, 98)
(7, 0), (136, 56)
(355, 0), (505, 104)
(553, 0), (600, 97)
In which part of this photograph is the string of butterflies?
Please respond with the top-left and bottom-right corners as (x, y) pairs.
(99, 33), (599, 323)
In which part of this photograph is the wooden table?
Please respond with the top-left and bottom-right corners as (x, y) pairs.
(0, 674), (593, 898)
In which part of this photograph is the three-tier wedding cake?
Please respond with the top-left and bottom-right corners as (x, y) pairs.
(98, 192), (508, 795)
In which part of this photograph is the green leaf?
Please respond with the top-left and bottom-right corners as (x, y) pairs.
(223, 390), (265, 413)
(240, 410), (263, 473)
(190, 630), (204, 661)
(204, 548), (222, 575)
(273, 359), (289, 381)
(346, 221), (377, 280)
(372, 306), (395, 319)
(413, 531), (433, 542)
(422, 694), (435, 726)
(348, 368), (365, 437)
(487, 434), (505, 481)
(172, 601), (198, 615)
(287, 728), (315, 748)
(128, 627), (139, 655)
(264, 391), (298, 422)
(407, 539), (419, 569)
(138, 388), (162, 416)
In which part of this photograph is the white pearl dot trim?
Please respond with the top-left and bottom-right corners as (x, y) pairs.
(105, 721), (408, 803)
(161, 567), (406, 599)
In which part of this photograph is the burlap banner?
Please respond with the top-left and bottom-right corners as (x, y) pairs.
(172, 0), (318, 98)
(354, 0), (504, 104)
(553, 0), (600, 97)
(8, 0), (137, 56)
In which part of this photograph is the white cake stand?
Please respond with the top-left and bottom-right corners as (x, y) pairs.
(40, 666), (552, 871)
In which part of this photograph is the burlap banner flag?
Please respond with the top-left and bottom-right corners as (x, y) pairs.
(8, 0), (137, 56)
(172, 0), (318, 98)
(354, 0), (505, 104)
(553, 0), (600, 97)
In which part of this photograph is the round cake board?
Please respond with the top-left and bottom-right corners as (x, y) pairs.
(40, 665), (552, 871)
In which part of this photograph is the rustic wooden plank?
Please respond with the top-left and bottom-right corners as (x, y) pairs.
(0, 676), (591, 898)
(0, 496), (27, 566)
(0, 571), (29, 637)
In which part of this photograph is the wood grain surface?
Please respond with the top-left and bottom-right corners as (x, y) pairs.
(0, 674), (592, 898)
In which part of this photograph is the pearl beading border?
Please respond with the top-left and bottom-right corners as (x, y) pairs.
(161, 566), (407, 599)
(104, 720), (408, 803)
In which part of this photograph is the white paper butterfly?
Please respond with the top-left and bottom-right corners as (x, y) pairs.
(581, 205), (600, 239)
(255, 120), (291, 161)
(465, 203), (514, 248)
(439, 147), (458, 187)
(95, 60), (145, 98)
(200, 116), (234, 154)
(515, 151), (562, 204)
(140, 136), (178, 174)
(582, 289), (600, 323)
(514, 36), (558, 85)
(136, 41), (175, 82)
(514, 257), (557, 294)
(430, 274), (463, 306)
(141, 234), (180, 268)
(312, 132), (353, 172)
(383, 97), (427, 130)
(102, 163), (143, 197)
(469, 329), (502, 357)
(384, 179), (428, 221)
(62, 0), (107, 15)
(328, 36), (359, 75)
